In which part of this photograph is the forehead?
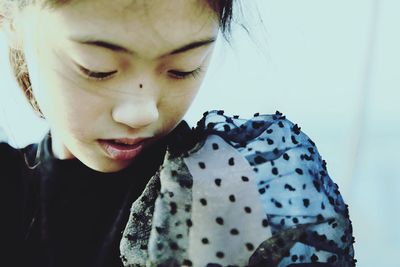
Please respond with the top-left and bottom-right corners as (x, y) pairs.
(33, 0), (218, 57)
(59, 0), (214, 24)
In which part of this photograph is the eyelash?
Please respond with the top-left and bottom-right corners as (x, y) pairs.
(78, 66), (117, 81)
(168, 67), (203, 80)
(78, 65), (203, 81)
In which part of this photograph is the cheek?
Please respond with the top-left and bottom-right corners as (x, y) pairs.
(28, 40), (107, 134)
(161, 79), (202, 108)
(33, 64), (108, 140)
(157, 82), (202, 133)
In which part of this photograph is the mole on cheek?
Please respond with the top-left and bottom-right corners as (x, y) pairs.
(139, 84), (143, 88)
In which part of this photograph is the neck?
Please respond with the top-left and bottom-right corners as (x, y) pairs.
(50, 131), (75, 160)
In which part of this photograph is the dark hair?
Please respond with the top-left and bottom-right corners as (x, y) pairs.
(4, 0), (236, 119)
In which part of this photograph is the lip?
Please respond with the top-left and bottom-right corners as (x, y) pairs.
(98, 137), (150, 160)
(111, 137), (149, 145)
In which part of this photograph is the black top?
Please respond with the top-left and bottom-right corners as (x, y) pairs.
(0, 120), (193, 267)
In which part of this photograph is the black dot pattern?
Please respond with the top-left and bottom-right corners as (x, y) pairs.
(120, 110), (355, 267)
(180, 130), (275, 266)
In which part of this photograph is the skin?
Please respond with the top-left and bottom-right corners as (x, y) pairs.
(8, 0), (219, 172)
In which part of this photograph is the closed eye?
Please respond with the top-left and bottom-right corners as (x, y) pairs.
(77, 65), (118, 81)
(168, 67), (203, 80)
(77, 64), (203, 82)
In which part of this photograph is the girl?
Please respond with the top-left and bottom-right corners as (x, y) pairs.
(0, 0), (355, 266)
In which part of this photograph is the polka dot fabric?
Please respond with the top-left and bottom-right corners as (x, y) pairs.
(183, 134), (272, 266)
(120, 110), (356, 267)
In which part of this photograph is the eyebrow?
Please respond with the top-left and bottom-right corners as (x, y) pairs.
(69, 36), (216, 57)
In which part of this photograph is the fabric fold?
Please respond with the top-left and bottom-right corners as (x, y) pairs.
(120, 110), (355, 267)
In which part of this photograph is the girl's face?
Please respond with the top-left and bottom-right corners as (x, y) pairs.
(15, 0), (219, 172)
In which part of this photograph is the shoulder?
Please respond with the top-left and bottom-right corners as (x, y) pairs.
(0, 141), (21, 167)
(0, 126), (9, 142)
(0, 141), (40, 259)
(0, 140), (38, 189)
(0, 141), (37, 167)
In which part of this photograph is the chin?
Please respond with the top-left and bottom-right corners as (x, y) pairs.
(80, 155), (131, 173)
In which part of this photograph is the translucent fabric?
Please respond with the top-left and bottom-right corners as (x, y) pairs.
(120, 110), (356, 267)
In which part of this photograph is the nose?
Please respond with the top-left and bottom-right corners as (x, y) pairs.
(111, 99), (159, 129)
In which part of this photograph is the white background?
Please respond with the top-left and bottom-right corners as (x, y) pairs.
(1, 1), (399, 266)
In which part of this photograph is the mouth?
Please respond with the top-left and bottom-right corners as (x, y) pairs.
(97, 138), (149, 161)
